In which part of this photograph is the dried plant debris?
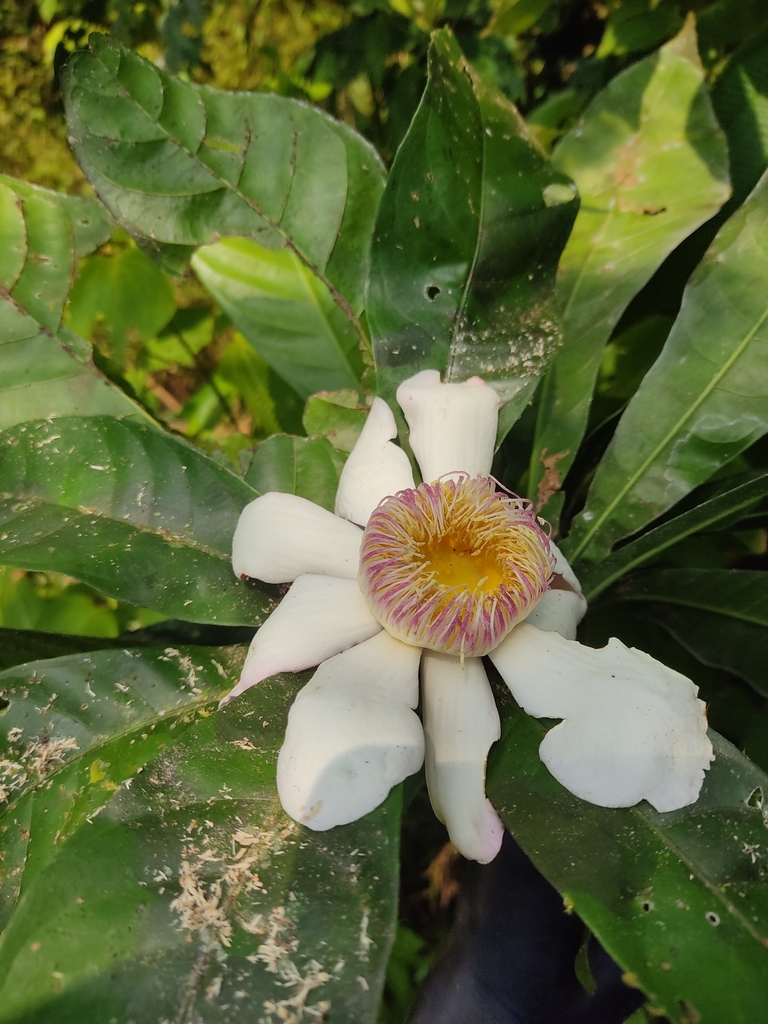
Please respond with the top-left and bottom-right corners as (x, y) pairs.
(0, 733), (80, 803)
(168, 818), (333, 1021)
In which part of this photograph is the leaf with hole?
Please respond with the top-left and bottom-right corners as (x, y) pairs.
(367, 28), (578, 438)
(487, 694), (768, 1024)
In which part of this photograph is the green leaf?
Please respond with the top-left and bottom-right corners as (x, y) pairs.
(597, 0), (683, 58)
(565, 167), (768, 565)
(303, 390), (369, 453)
(367, 28), (578, 436)
(0, 416), (272, 626)
(0, 648), (400, 1023)
(578, 471), (768, 600)
(0, 176), (151, 431)
(529, 20), (731, 518)
(610, 568), (768, 695)
(192, 239), (365, 399)
(609, 568), (768, 626)
(63, 34), (386, 345)
(66, 238), (176, 357)
(243, 434), (347, 513)
(487, 697), (768, 1024)
(648, 606), (768, 698)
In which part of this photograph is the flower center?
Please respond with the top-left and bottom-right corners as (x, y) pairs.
(358, 475), (555, 658)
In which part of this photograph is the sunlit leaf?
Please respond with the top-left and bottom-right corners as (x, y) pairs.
(529, 20), (731, 518)
(565, 168), (768, 565)
(0, 648), (399, 1022)
(63, 34), (385, 350)
(193, 239), (365, 399)
(66, 238), (176, 358)
(0, 176), (150, 431)
(0, 417), (271, 625)
(367, 28), (578, 438)
(303, 390), (369, 453)
(487, 695), (768, 1024)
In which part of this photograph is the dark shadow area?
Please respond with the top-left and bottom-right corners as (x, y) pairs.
(408, 831), (645, 1024)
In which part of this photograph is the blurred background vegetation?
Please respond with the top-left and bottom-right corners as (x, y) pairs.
(2, 2), (768, 1018)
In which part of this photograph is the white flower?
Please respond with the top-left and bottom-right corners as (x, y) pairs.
(223, 370), (713, 863)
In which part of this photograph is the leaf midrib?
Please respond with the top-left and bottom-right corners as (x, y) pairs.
(569, 297), (768, 563)
(581, 476), (768, 600)
(90, 50), (365, 347)
(632, 801), (768, 948)
(614, 588), (768, 627)
(0, 690), (220, 825)
(0, 492), (234, 563)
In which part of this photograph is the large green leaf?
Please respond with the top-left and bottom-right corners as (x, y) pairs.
(193, 239), (365, 399)
(565, 168), (768, 565)
(367, 28), (578, 436)
(487, 695), (768, 1023)
(528, 21), (730, 518)
(578, 471), (768, 600)
(0, 647), (400, 1022)
(0, 176), (150, 430)
(612, 568), (768, 626)
(0, 416), (272, 626)
(611, 568), (768, 695)
(63, 34), (385, 344)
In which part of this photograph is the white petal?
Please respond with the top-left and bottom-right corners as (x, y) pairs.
(221, 575), (381, 704)
(232, 492), (362, 583)
(396, 370), (500, 483)
(490, 623), (713, 812)
(524, 542), (587, 640)
(334, 397), (415, 526)
(277, 631), (424, 829)
(421, 652), (504, 863)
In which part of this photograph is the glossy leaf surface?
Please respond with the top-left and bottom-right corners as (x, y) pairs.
(529, 21), (730, 516)
(0, 177), (148, 430)
(63, 34), (385, 329)
(566, 168), (768, 565)
(0, 647), (400, 1023)
(487, 694), (768, 1024)
(242, 433), (346, 514)
(611, 568), (768, 695)
(193, 239), (365, 399)
(367, 28), (578, 434)
(0, 417), (272, 625)
(578, 471), (768, 600)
